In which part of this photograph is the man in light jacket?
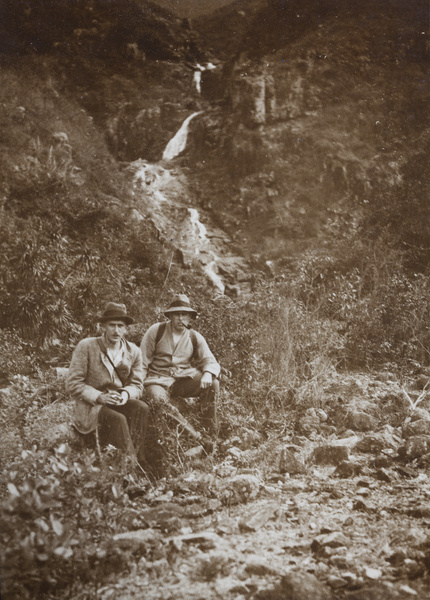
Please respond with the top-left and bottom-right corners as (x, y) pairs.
(140, 294), (220, 438)
(67, 302), (148, 464)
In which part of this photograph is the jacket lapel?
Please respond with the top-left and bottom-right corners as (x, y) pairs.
(96, 337), (112, 375)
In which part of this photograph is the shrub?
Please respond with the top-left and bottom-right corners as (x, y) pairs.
(0, 444), (142, 600)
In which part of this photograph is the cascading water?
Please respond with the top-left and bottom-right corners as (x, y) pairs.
(130, 106), (249, 297)
(162, 112), (201, 161)
(188, 208), (207, 246)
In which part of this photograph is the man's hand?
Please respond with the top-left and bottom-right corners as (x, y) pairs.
(200, 372), (213, 389)
(97, 393), (112, 405)
(97, 392), (128, 406)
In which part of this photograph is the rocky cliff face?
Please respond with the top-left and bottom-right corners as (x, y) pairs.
(186, 0), (429, 266)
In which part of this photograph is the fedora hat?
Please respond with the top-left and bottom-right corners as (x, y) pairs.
(164, 294), (198, 317)
(98, 302), (134, 324)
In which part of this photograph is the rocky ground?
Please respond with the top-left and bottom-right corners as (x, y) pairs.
(84, 371), (430, 600)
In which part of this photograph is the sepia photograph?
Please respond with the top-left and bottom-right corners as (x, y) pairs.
(0, 0), (429, 598)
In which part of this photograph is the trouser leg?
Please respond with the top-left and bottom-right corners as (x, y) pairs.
(98, 399), (148, 461)
(98, 406), (135, 457)
(120, 399), (149, 463)
(145, 384), (170, 404)
(200, 378), (219, 436)
(171, 375), (219, 436)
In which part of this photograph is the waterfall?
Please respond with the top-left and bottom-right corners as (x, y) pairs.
(162, 112), (201, 161)
(192, 63), (216, 94)
(188, 208), (207, 243)
(193, 70), (202, 94)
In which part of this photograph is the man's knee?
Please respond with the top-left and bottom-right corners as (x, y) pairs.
(127, 398), (149, 418)
(100, 406), (127, 424)
(200, 377), (219, 398)
(145, 385), (169, 404)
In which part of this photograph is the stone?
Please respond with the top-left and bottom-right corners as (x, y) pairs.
(184, 445), (205, 458)
(353, 499), (374, 512)
(327, 574), (348, 589)
(278, 572), (331, 600)
(396, 465), (419, 478)
(311, 445), (349, 466)
(227, 446), (242, 460)
(140, 503), (185, 532)
(311, 531), (350, 552)
(373, 455), (394, 468)
(418, 452), (430, 467)
(345, 411), (378, 432)
(297, 407), (323, 436)
(216, 515), (238, 535)
(244, 558), (277, 576)
(403, 419), (430, 438)
(406, 431), (430, 457)
(113, 528), (162, 552)
(334, 460), (363, 478)
(399, 584), (418, 596)
(237, 428), (263, 449)
(406, 505), (430, 519)
(343, 585), (403, 600)
(330, 555), (350, 568)
(279, 448), (306, 475)
(218, 474), (260, 505)
(330, 435), (360, 448)
(410, 408), (430, 422)
(170, 532), (221, 550)
(375, 468), (393, 483)
(364, 567), (382, 580)
(239, 503), (278, 532)
(356, 431), (399, 453)
(130, 208), (145, 222)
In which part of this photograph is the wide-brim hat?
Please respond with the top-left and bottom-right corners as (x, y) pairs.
(164, 294), (198, 317)
(97, 302), (134, 324)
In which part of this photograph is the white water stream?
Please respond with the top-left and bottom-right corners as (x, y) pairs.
(192, 62), (217, 94)
(131, 107), (248, 297)
(162, 111), (201, 161)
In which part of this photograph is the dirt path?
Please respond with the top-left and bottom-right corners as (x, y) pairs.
(100, 372), (430, 600)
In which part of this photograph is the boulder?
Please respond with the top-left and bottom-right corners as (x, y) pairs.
(239, 503), (278, 532)
(345, 410), (378, 432)
(399, 435), (430, 460)
(279, 448), (306, 475)
(215, 515), (238, 535)
(169, 531), (221, 551)
(311, 444), (350, 466)
(112, 528), (162, 552)
(355, 430), (400, 453)
(297, 407), (326, 436)
(218, 474), (260, 505)
(311, 531), (350, 553)
(334, 460), (363, 478)
(244, 556), (279, 576)
(403, 418), (430, 438)
(279, 572), (331, 600)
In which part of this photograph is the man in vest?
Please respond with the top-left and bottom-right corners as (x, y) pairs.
(140, 295), (220, 442)
(67, 302), (148, 465)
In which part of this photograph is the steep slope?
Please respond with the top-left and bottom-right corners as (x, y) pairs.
(0, 0), (217, 347)
(188, 0), (429, 266)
